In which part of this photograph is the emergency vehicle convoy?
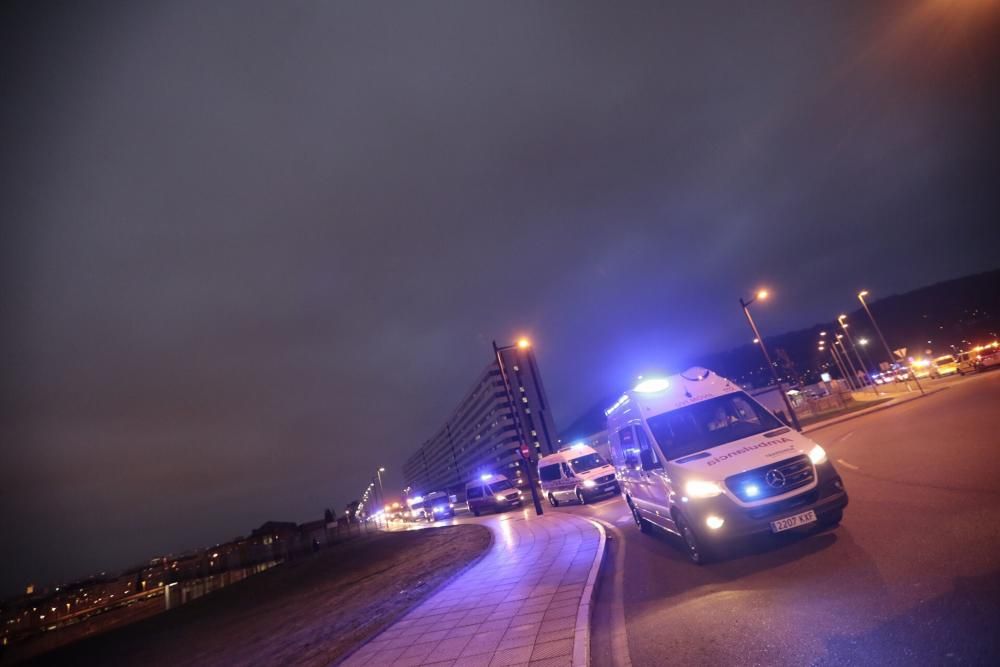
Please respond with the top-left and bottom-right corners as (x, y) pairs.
(464, 474), (523, 516)
(407, 491), (455, 522)
(537, 444), (620, 506)
(606, 367), (849, 564)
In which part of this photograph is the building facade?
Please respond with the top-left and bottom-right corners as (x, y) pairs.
(403, 345), (558, 497)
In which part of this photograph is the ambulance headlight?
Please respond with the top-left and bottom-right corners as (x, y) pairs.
(495, 494), (506, 501)
(808, 444), (828, 465)
(685, 480), (723, 498)
(583, 480), (597, 488)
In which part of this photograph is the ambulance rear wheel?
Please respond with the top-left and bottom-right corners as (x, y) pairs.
(548, 493), (559, 507)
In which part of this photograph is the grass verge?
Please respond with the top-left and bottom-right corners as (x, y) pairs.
(22, 525), (490, 667)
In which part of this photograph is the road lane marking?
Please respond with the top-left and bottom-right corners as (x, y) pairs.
(837, 458), (860, 470)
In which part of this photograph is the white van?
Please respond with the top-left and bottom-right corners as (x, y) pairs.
(538, 445), (620, 506)
(464, 474), (523, 517)
(607, 368), (848, 564)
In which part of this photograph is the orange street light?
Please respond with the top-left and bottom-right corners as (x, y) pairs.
(517, 338), (530, 349)
(857, 289), (922, 394)
(738, 289), (801, 431)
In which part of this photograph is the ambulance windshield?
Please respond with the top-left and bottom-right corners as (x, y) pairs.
(645, 392), (782, 460)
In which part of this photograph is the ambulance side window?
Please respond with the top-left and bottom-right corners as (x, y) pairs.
(635, 427), (662, 470)
(467, 486), (483, 499)
(618, 426), (639, 469)
(539, 464), (561, 482)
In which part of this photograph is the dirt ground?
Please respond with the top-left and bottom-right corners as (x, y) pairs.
(20, 525), (491, 666)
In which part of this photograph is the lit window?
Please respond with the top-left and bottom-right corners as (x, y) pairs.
(531, 430), (537, 436)
(512, 365), (519, 371)
(522, 397), (528, 403)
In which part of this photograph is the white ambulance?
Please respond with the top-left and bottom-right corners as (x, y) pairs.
(606, 367), (848, 564)
(537, 444), (620, 506)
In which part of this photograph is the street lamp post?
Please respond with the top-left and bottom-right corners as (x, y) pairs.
(858, 290), (924, 395)
(835, 335), (861, 390)
(838, 315), (878, 394)
(375, 467), (386, 529)
(739, 290), (801, 431)
(493, 338), (544, 516)
(819, 332), (852, 390)
(856, 338), (878, 379)
(828, 339), (855, 390)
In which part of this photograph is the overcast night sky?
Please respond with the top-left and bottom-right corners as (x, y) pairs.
(2, 1), (998, 595)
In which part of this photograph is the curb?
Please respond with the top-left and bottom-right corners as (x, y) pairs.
(802, 388), (945, 433)
(573, 517), (607, 667)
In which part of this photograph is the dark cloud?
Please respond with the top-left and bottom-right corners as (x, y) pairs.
(2, 0), (998, 594)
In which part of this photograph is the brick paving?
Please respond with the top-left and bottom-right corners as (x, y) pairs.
(339, 510), (602, 667)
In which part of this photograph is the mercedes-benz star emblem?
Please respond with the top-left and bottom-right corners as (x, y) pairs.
(765, 469), (787, 488)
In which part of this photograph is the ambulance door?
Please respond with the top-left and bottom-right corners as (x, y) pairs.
(617, 425), (655, 518)
(635, 424), (675, 531)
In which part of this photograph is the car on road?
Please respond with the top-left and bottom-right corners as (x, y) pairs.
(957, 343), (1000, 374)
(930, 354), (959, 378)
(981, 344), (1000, 370)
(537, 444), (620, 506)
(606, 367), (849, 564)
(408, 491), (455, 522)
(465, 474), (523, 516)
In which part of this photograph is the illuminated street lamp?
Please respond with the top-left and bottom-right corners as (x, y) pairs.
(374, 467), (387, 529)
(838, 315), (878, 394)
(858, 289), (923, 395)
(738, 289), (801, 431)
(493, 338), (544, 515)
(820, 335), (852, 387)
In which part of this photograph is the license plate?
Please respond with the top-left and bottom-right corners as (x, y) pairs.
(770, 510), (817, 533)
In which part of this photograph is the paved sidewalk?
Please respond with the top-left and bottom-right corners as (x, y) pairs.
(340, 510), (604, 667)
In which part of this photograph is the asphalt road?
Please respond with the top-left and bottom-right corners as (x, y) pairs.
(562, 371), (1000, 666)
